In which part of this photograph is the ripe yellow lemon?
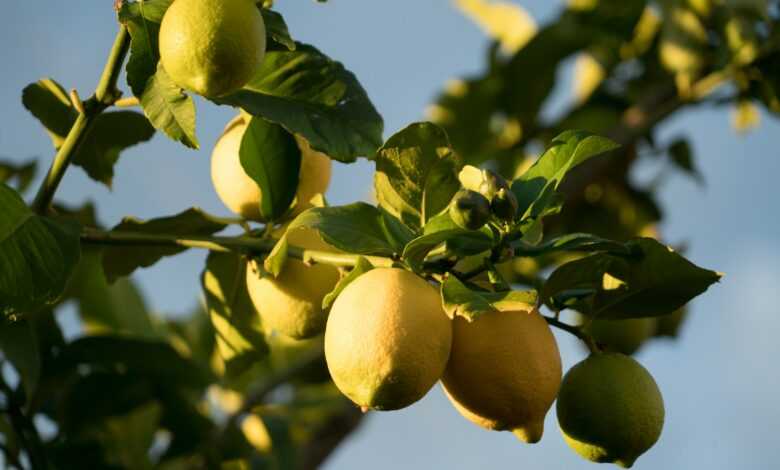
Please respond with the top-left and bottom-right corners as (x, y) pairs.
(159, 0), (266, 97)
(210, 115), (332, 221)
(324, 268), (452, 411)
(246, 228), (340, 339)
(557, 353), (665, 468)
(442, 308), (561, 443)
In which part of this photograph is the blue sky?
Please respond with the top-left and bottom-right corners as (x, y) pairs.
(1, 1), (778, 469)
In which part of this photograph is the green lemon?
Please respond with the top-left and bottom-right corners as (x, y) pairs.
(557, 353), (664, 468)
(159, 0), (266, 97)
(583, 317), (657, 355)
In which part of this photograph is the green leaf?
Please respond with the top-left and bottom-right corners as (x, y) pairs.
(0, 183), (81, 318)
(288, 203), (413, 256)
(58, 335), (212, 388)
(0, 319), (40, 403)
(263, 233), (289, 278)
(440, 275), (537, 321)
(403, 212), (493, 271)
(99, 402), (161, 470)
(202, 251), (268, 380)
(322, 256), (373, 310)
(119, 0), (174, 97)
(240, 117), (301, 221)
(21, 79), (155, 186)
(541, 238), (721, 318)
(101, 208), (225, 283)
(140, 64), (198, 149)
(215, 43), (383, 163)
(513, 232), (630, 256)
(261, 9), (296, 51)
(374, 122), (461, 229)
(0, 159), (36, 194)
(512, 130), (619, 220)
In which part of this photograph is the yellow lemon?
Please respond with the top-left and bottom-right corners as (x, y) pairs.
(442, 308), (561, 443)
(557, 353), (665, 468)
(210, 115), (332, 221)
(159, 0), (266, 97)
(324, 268), (452, 411)
(246, 228), (340, 339)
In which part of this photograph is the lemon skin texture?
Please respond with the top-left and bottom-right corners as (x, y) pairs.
(159, 0), (266, 97)
(557, 353), (665, 468)
(442, 308), (562, 443)
(324, 268), (453, 411)
(210, 115), (332, 221)
(246, 228), (340, 340)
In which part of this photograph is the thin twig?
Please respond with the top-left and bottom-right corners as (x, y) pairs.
(543, 314), (599, 354)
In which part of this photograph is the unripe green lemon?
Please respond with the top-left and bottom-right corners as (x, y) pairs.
(583, 317), (657, 355)
(442, 308), (561, 443)
(557, 353), (665, 468)
(449, 189), (491, 230)
(210, 115), (332, 221)
(246, 228), (340, 339)
(159, 0), (266, 97)
(324, 268), (452, 411)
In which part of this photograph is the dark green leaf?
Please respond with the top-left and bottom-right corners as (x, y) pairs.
(240, 117), (301, 221)
(403, 212), (493, 271)
(22, 79), (155, 186)
(322, 257), (373, 310)
(0, 183), (81, 318)
(288, 203), (412, 256)
(101, 208), (226, 283)
(58, 335), (212, 388)
(202, 251), (268, 380)
(215, 43), (383, 163)
(0, 319), (40, 403)
(542, 238), (721, 318)
(668, 138), (703, 184)
(513, 232), (630, 256)
(0, 159), (37, 194)
(440, 275), (537, 321)
(140, 64), (198, 149)
(261, 9), (296, 51)
(512, 130), (619, 220)
(374, 122), (461, 229)
(119, 0), (174, 97)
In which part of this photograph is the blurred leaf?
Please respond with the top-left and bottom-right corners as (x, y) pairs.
(322, 257), (373, 310)
(440, 275), (537, 321)
(261, 8), (296, 51)
(512, 130), (619, 220)
(0, 159), (37, 194)
(374, 122), (462, 229)
(57, 335), (212, 389)
(455, 0), (537, 53)
(288, 203), (413, 256)
(102, 208), (226, 283)
(240, 117), (301, 221)
(140, 64), (198, 149)
(731, 99), (761, 134)
(0, 318), (40, 403)
(202, 251), (268, 380)
(263, 233), (289, 278)
(99, 402), (161, 470)
(0, 183), (80, 318)
(215, 43), (383, 163)
(21, 79), (155, 186)
(542, 238), (721, 318)
(119, 0), (173, 96)
(668, 138), (703, 184)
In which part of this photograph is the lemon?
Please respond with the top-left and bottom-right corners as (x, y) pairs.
(557, 353), (665, 468)
(210, 115), (332, 221)
(159, 0), (266, 97)
(246, 228), (340, 339)
(324, 268), (452, 411)
(442, 308), (561, 443)
(583, 316), (656, 355)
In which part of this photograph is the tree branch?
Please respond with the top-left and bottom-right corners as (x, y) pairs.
(543, 314), (599, 354)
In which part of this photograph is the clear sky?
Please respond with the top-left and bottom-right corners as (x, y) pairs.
(1, 1), (778, 469)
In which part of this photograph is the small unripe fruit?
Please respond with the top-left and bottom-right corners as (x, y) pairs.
(478, 169), (510, 201)
(491, 187), (519, 221)
(449, 189), (491, 230)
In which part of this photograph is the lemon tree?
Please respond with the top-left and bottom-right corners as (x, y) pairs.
(7, 0), (780, 468)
